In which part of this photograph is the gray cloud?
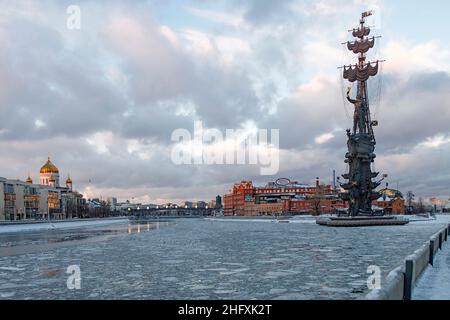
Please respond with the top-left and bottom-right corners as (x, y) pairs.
(238, 0), (295, 25)
(0, 1), (449, 203)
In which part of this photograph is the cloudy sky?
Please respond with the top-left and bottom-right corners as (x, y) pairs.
(0, 0), (449, 204)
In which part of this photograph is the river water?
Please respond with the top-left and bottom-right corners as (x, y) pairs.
(0, 217), (448, 300)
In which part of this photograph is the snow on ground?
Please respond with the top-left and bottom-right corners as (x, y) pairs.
(2, 214), (445, 234)
(208, 214), (450, 225)
(205, 217), (279, 223)
(287, 216), (318, 224)
(407, 214), (450, 225)
(206, 215), (319, 224)
(0, 218), (129, 234)
(412, 237), (450, 300)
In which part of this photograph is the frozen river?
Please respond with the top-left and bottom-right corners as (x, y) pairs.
(0, 217), (448, 300)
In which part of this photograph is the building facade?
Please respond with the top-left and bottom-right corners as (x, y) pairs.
(224, 180), (408, 216)
(223, 180), (346, 216)
(0, 158), (84, 221)
(373, 188), (406, 214)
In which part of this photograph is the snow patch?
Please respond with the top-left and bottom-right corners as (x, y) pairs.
(0, 219), (129, 234)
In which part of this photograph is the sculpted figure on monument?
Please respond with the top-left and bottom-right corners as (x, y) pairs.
(346, 87), (365, 134)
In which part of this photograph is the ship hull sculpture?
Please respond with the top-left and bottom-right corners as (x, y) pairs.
(317, 11), (408, 227)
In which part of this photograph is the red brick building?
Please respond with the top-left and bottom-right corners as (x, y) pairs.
(223, 180), (346, 216)
(373, 188), (406, 214)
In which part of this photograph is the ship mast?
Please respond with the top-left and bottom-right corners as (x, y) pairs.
(343, 11), (380, 138)
(338, 11), (385, 217)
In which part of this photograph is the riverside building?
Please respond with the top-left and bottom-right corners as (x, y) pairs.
(0, 157), (84, 221)
(373, 188), (406, 214)
(224, 180), (407, 216)
(223, 179), (346, 216)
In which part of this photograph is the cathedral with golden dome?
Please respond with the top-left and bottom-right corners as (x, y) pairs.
(39, 157), (61, 187)
(0, 156), (82, 221)
(24, 157), (73, 190)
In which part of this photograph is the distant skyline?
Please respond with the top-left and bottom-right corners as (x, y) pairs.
(0, 0), (449, 204)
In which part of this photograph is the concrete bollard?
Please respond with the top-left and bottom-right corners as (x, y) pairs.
(429, 239), (435, 266)
(404, 259), (414, 300)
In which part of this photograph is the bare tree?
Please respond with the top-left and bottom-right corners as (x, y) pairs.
(406, 191), (415, 214)
(416, 197), (425, 214)
(311, 185), (326, 216)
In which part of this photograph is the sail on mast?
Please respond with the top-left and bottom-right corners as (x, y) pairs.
(343, 61), (379, 83)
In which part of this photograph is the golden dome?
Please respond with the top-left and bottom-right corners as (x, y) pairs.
(26, 175), (33, 184)
(40, 157), (59, 174)
(66, 176), (72, 184)
(49, 174), (56, 182)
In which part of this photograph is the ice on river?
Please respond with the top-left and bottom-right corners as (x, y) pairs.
(0, 216), (449, 300)
(0, 218), (129, 234)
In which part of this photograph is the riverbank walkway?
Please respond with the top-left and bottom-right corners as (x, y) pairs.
(413, 234), (450, 300)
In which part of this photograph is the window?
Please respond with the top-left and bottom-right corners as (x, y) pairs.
(48, 191), (60, 209)
(4, 184), (14, 194)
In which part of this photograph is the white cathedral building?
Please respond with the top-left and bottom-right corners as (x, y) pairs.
(0, 157), (80, 221)
(25, 157), (72, 190)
